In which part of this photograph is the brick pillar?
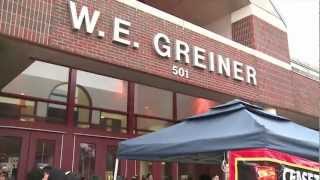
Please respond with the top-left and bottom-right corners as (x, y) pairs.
(231, 6), (290, 63)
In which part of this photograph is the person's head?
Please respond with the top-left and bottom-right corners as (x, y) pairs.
(199, 174), (210, 180)
(42, 166), (53, 180)
(146, 173), (153, 180)
(0, 170), (7, 180)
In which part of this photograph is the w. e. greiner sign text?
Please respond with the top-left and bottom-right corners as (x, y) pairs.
(68, 1), (257, 86)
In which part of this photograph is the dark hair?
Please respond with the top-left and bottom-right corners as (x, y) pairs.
(0, 170), (8, 177)
(27, 168), (44, 180)
(199, 174), (211, 180)
(146, 173), (151, 178)
(43, 166), (53, 175)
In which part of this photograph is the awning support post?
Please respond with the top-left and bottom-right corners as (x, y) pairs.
(113, 158), (119, 180)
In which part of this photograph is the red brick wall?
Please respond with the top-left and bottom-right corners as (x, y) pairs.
(291, 73), (320, 116)
(0, 0), (52, 45)
(0, 0), (319, 118)
(232, 15), (290, 63)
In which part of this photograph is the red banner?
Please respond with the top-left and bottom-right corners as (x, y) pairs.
(229, 148), (320, 180)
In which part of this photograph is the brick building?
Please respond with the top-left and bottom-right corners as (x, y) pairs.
(0, 0), (319, 180)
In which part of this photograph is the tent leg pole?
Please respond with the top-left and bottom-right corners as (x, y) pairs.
(113, 158), (119, 180)
(225, 151), (229, 180)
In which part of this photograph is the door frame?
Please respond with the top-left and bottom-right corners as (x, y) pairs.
(0, 127), (64, 179)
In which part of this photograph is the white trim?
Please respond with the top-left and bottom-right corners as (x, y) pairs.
(73, 132), (128, 140)
(71, 135), (76, 172)
(231, 4), (287, 32)
(113, 159), (119, 180)
(291, 63), (319, 78)
(0, 126), (66, 134)
(59, 134), (64, 168)
(116, 0), (292, 71)
(291, 63), (320, 81)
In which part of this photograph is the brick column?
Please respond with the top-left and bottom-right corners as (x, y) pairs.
(231, 6), (290, 63)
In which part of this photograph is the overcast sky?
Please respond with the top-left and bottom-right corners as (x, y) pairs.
(274, 0), (319, 69)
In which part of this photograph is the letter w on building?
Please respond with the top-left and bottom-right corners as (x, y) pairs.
(69, 1), (100, 33)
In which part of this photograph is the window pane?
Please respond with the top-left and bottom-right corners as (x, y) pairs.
(177, 94), (216, 120)
(46, 103), (67, 123)
(0, 136), (22, 180)
(0, 96), (34, 121)
(137, 117), (173, 134)
(75, 107), (91, 128)
(0, 96), (66, 123)
(74, 108), (127, 133)
(135, 84), (173, 119)
(34, 140), (55, 168)
(100, 112), (127, 133)
(79, 143), (96, 180)
(76, 71), (128, 112)
(2, 61), (69, 102)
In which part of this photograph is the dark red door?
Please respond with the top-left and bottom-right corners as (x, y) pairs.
(0, 128), (62, 180)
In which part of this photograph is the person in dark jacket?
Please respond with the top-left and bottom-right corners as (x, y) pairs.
(27, 168), (44, 180)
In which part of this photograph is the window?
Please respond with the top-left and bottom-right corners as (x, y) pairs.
(135, 84), (172, 119)
(78, 143), (96, 179)
(0, 96), (35, 121)
(0, 61), (69, 123)
(137, 117), (173, 134)
(74, 86), (91, 128)
(98, 112), (127, 133)
(177, 94), (216, 120)
(74, 70), (128, 132)
(46, 83), (69, 123)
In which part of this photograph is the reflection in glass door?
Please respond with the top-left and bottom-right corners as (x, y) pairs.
(34, 140), (55, 168)
(78, 143), (96, 179)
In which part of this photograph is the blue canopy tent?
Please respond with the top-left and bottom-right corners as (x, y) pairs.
(113, 100), (319, 179)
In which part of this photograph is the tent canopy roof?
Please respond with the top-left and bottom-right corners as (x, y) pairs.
(118, 100), (319, 163)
